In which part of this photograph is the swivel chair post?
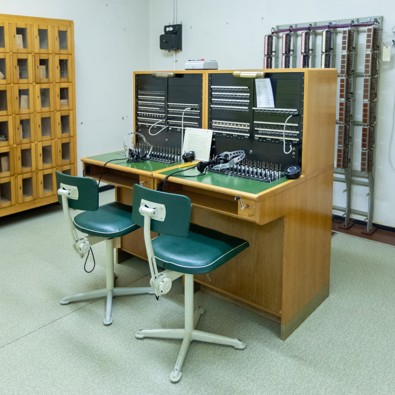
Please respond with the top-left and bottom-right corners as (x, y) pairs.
(133, 185), (247, 383)
(136, 273), (245, 383)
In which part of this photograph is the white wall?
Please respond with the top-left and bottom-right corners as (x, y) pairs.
(148, 0), (395, 228)
(2, 0), (395, 227)
(0, 0), (150, 173)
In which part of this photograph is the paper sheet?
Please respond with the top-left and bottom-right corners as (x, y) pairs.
(182, 128), (213, 161)
(255, 78), (275, 108)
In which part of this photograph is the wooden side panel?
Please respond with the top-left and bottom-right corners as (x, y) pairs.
(194, 207), (284, 317)
(301, 69), (337, 177)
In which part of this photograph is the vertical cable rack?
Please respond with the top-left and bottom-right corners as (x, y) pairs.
(264, 17), (382, 233)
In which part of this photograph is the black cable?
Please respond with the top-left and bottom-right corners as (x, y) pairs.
(159, 164), (203, 191)
(97, 157), (128, 186)
(83, 247), (96, 273)
(83, 157), (126, 273)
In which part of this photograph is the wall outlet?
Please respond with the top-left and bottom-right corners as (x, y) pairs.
(382, 44), (391, 62)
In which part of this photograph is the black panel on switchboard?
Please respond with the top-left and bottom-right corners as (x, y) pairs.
(252, 72), (304, 168)
(167, 73), (202, 133)
(207, 72), (304, 171)
(135, 74), (167, 135)
(208, 73), (254, 139)
(135, 73), (202, 155)
(263, 72), (304, 111)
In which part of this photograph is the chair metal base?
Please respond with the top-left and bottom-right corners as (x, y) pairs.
(135, 274), (245, 383)
(61, 286), (152, 325)
(61, 238), (152, 325)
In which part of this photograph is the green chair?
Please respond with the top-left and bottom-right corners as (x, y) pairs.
(56, 172), (152, 325)
(132, 184), (249, 383)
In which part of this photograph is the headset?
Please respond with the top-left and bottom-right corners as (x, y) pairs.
(196, 159), (215, 173)
(196, 150), (246, 173)
(182, 150), (196, 162)
(124, 131), (153, 162)
(284, 164), (301, 179)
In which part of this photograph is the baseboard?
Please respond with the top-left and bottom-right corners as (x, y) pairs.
(332, 214), (395, 233)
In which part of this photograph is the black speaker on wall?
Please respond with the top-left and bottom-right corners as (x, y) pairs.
(160, 24), (182, 51)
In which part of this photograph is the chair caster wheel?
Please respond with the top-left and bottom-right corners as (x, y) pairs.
(135, 331), (144, 339)
(234, 340), (246, 350)
(170, 368), (182, 383)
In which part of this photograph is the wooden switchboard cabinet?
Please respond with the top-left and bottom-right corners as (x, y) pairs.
(127, 68), (338, 339)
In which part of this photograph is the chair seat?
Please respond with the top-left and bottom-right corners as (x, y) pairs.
(153, 224), (249, 274)
(74, 202), (139, 238)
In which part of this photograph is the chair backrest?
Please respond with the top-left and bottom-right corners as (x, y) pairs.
(132, 184), (191, 237)
(56, 171), (99, 211)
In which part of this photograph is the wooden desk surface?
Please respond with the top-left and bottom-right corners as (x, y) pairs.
(84, 150), (290, 195)
(82, 151), (305, 225)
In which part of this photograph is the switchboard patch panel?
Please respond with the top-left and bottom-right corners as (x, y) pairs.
(134, 73), (203, 156)
(134, 71), (307, 182)
(208, 72), (304, 170)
